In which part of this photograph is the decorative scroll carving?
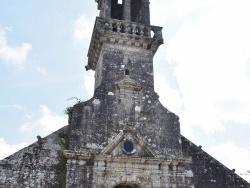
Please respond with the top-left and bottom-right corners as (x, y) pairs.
(116, 75), (142, 108)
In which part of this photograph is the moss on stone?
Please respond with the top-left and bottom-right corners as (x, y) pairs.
(56, 151), (67, 188)
(55, 128), (70, 188)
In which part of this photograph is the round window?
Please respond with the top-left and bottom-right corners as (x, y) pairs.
(123, 140), (136, 155)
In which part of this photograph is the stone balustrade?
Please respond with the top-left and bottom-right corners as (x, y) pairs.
(87, 17), (164, 71)
(96, 17), (163, 42)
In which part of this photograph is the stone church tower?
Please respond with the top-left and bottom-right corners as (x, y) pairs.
(0, 1), (250, 188)
(65, 0), (191, 186)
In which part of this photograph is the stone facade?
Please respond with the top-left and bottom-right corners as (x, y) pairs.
(0, 0), (250, 187)
(0, 127), (68, 187)
(182, 137), (250, 188)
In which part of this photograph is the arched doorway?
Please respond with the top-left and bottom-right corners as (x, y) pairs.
(114, 183), (141, 188)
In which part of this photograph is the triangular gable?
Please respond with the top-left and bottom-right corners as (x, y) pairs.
(101, 130), (155, 158)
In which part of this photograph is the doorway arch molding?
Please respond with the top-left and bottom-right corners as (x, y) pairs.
(112, 181), (144, 188)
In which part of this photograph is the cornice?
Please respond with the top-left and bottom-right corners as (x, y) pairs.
(86, 17), (163, 71)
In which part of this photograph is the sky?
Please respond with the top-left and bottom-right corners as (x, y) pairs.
(0, 0), (250, 182)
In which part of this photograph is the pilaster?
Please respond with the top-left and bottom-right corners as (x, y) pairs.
(143, 0), (150, 25)
(105, 0), (112, 18)
(122, 0), (131, 21)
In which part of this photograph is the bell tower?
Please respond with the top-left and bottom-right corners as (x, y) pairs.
(1, 1), (250, 188)
(97, 0), (150, 24)
(64, 0), (194, 187)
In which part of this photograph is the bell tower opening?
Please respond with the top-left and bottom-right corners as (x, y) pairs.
(111, 0), (124, 20)
(97, 0), (150, 24)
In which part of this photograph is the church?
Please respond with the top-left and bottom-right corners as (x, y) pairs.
(0, 0), (249, 187)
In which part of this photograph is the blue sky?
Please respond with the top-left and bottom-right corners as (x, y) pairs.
(0, 0), (250, 181)
(0, 0), (97, 143)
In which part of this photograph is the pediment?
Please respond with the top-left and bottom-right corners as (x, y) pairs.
(116, 75), (141, 92)
(101, 130), (155, 158)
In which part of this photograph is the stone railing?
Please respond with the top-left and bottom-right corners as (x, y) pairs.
(87, 17), (164, 70)
(96, 17), (163, 42)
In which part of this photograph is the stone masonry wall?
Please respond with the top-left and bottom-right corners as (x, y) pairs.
(0, 126), (69, 188)
(68, 44), (182, 158)
(65, 159), (193, 188)
(181, 136), (250, 188)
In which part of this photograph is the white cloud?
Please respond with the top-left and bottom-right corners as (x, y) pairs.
(0, 28), (32, 69)
(207, 142), (250, 181)
(151, 0), (212, 24)
(163, 1), (250, 134)
(73, 15), (95, 41)
(83, 71), (95, 99)
(36, 66), (48, 74)
(0, 138), (28, 160)
(154, 73), (182, 113)
(20, 105), (67, 137)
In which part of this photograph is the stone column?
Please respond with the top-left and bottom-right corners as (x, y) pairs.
(105, 0), (112, 18)
(143, 0), (150, 25)
(122, 0), (131, 21)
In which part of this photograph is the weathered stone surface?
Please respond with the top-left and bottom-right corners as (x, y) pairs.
(182, 136), (250, 188)
(69, 44), (182, 158)
(0, 126), (69, 188)
(0, 0), (250, 187)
